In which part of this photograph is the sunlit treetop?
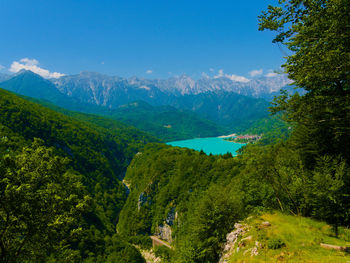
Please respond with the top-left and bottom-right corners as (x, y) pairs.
(259, 0), (350, 94)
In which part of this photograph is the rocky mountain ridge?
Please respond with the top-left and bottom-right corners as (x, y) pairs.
(53, 71), (293, 104)
(0, 70), (291, 130)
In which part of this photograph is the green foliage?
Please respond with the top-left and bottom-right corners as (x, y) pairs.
(309, 156), (350, 235)
(259, 0), (350, 163)
(238, 141), (350, 234)
(27, 94), (227, 142)
(0, 89), (153, 261)
(128, 235), (152, 249)
(175, 185), (244, 262)
(117, 144), (249, 262)
(0, 88), (157, 231)
(258, 0), (350, 233)
(240, 113), (292, 145)
(27, 97), (159, 146)
(103, 235), (145, 263)
(267, 238), (285, 249)
(1, 2), (349, 261)
(154, 246), (173, 262)
(228, 213), (350, 262)
(77, 234), (145, 263)
(108, 101), (227, 141)
(0, 139), (91, 263)
(259, 0), (350, 92)
(118, 144), (242, 236)
(127, 235), (153, 250)
(180, 91), (270, 130)
(116, 138), (350, 261)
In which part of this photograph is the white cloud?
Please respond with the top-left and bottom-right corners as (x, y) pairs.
(146, 69), (153, 74)
(209, 68), (214, 72)
(0, 64), (4, 70)
(249, 69), (263, 77)
(214, 69), (250, 83)
(265, 72), (278, 77)
(19, 58), (39, 66)
(9, 58), (65, 79)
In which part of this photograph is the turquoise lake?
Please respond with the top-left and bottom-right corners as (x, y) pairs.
(166, 137), (245, 155)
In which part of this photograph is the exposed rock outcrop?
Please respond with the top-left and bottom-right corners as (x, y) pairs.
(138, 192), (151, 211)
(219, 222), (261, 263)
(156, 224), (172, 243)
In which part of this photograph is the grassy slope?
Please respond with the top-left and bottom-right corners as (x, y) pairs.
(228, 213), (350, 263)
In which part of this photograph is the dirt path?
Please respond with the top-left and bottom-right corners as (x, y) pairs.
(150, 236), (172, 249)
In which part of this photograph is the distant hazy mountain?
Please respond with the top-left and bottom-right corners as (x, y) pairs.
(53, 71), (169, 108)
(0, 73), (11, 82)
(0, 71), (228, 139)
(0, 70), (67, 101)
(129, 73), (293, 99)
(0, 70), (291, 130)
(0, 70), (109, 114)
(51, 71), (271, 128)
(53, 71), (294, 104)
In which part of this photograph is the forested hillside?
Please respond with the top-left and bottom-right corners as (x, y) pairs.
(0, 70), (272, 138)
(0, 88), (156, 262)
(118, 135), (350, 262)
(1, 0), (349, 262)
(108, 101), (227, 141)
(28, 97), (227, 142)
(116, 0), (350, 262)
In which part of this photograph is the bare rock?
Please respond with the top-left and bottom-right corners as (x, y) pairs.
(261, 221), (271, 227)
(320, 243), (350, 252)
(251, 246), (259, 256)
(156, 224), (172, 243)
(242, 235), (253, 242)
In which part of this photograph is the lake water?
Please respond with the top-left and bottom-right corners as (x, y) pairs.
(166, 137), (245, 156)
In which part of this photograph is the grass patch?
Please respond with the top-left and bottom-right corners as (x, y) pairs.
(228, 212), (350, 262)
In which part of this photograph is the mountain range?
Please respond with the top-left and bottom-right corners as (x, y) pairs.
(0, 70), (298, 137)
(53, 71), (293, 106)
(0, 73), (11, 82)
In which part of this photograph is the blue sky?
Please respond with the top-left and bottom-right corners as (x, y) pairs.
(0, 0), (284, 79)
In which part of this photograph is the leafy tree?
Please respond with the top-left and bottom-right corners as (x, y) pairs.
(175, 185), (244, 263)
(259, 0), (350, 163)
(104, 234), (146, 263)
(0, 89), (156, 261)
(0, 139), (91, 262)
(259, 0), (350, 93)
(309, 155), (350, 236)
(258, 0), (350, 231)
